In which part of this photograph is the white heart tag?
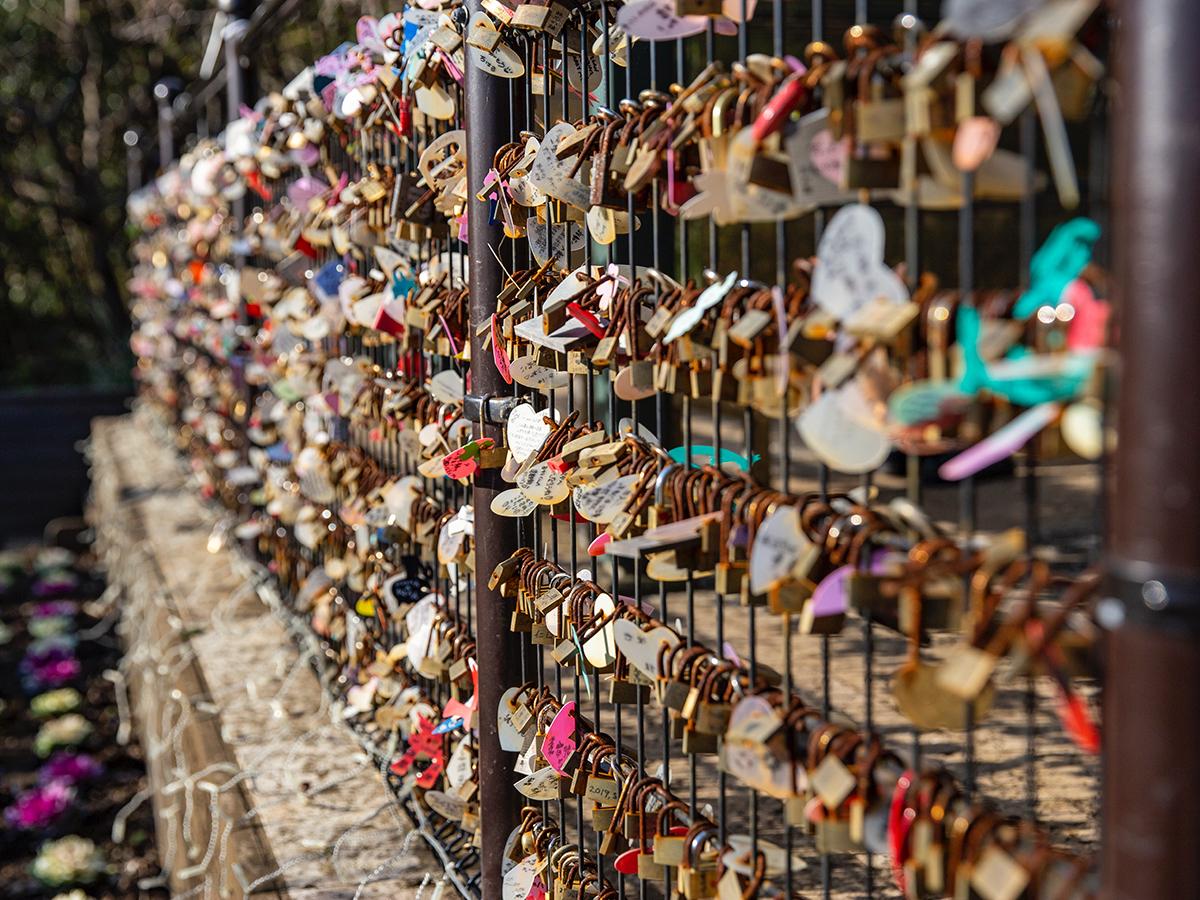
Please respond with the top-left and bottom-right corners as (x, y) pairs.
(613, 618), (679, 681)
(797, 382), (892, 474)
(506, 404), (553, 462)
(810, 204), (908, 321)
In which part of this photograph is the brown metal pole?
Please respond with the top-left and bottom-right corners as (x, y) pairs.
(1105, 1), (1200, 896)
(464, 9), (525, 897)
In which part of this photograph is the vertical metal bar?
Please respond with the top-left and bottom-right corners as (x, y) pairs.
(959, 168), (977, 800)
(1104, 1), (1200, 895)
(812, 8), (832, 896)
(464, 5), (525, 893)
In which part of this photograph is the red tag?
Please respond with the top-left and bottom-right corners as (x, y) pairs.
(492, 314), (512, 383)
(294, 235), (318, 259)
(614, 848), (642, 875)
(566, 301), (605, 338)
(441, 447), (478, 480)
(245, 169), (273, 201)
(374, 302), (406, 337)
(547, 455), (572, 474)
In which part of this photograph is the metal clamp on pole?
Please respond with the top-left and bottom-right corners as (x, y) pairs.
(462, 394), (522, 427)
(1101, 563), (1200, 634)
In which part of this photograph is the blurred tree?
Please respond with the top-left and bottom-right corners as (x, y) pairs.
(0, 0), (366, 389)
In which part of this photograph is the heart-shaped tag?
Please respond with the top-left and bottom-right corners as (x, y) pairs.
(528, 123), (591, 208)
(518, 460), (570, 504)
(663, 270), (739, 344)
(502, 854), (538, 900)
(510, 355), (569, 390)
(542, 702), (577, 774)
(811, 204), (908, 322)
(613, 619), (679, 681)
(491, 488), (537, 517)
(588, 533), (612, 556)
(614, 847), (643, 875)
(528, 220), (585, 267)
(441, 446), (479, 480)
(429, 369), (465, 404)
(425, 789), (466, 821)
(572, 473), (639, 523)
(468, 37), (525, 79)
(617, 0), (708, 40)
(414, 83), (455, 120)
(808, 565), (853, 618)
(582, 595), (617, 668)
(613, 362), (657, 401)
(797, 383), (892, 474)
(748, 505), (809, 595)
(514, 766), (564, 800)
(497, 686), (525, 752)
(506, 404), (553, 461)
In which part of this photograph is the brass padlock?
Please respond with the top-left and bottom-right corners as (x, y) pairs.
(608, 676), (650, 705)
(637, 849), (666, 881)
(715, 561), (746, 595)
(682, 724), (719, 755)
(768, 578), (811, 614)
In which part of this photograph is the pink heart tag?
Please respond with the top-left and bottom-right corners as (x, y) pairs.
(588, 533), (611, 556)
(542, 701), (577, 774)
(492, 314), (513, 384)
(442, 661), (478, 728)
(809, 565), (853, 618)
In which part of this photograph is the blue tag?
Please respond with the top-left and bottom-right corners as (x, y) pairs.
(266, 442), (292, 463)
(1013, 218), (1100, 321)
(433, 716), (463, 735)
(667, 445), (758, 471)
(391, 271), (415, 299)
(312, 259), (345, 300)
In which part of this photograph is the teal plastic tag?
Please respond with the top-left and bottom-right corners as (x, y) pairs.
(667, 445), (759, 471)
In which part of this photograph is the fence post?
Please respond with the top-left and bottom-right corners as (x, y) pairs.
(1105, 1), (1200, 895)
(464, 7), (526, 895)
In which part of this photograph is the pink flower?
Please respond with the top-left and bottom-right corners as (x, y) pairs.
(4, 780), (76, 830)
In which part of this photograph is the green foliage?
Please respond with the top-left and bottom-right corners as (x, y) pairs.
(0, 0), (367, 388)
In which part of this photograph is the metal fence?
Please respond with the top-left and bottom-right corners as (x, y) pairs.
(122, 1), (1163, 898)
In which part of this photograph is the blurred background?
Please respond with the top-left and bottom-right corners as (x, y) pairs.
(0, 0), (383, 539)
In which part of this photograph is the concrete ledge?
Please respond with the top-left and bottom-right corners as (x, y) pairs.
(88, 408), (437, 898)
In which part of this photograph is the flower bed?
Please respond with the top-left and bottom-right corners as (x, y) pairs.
(0, 545), (164, 899)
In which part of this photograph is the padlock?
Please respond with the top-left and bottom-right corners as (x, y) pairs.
(637, 850), (666, 881)
(694, 699), (732, 736)
(768, 578), (811, 614)
(715, 561), (746, 595)
(682, 724), (719, 755)
(608, 676), (650, 705)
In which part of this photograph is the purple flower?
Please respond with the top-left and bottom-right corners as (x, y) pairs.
(23, 643), (77, 668)
(4, 781), (76, 830)
(38, 753), (103, 787)
(32, 578), (78, 598)
(20, 646), (82, 691)
(31, 601), (78, 619)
